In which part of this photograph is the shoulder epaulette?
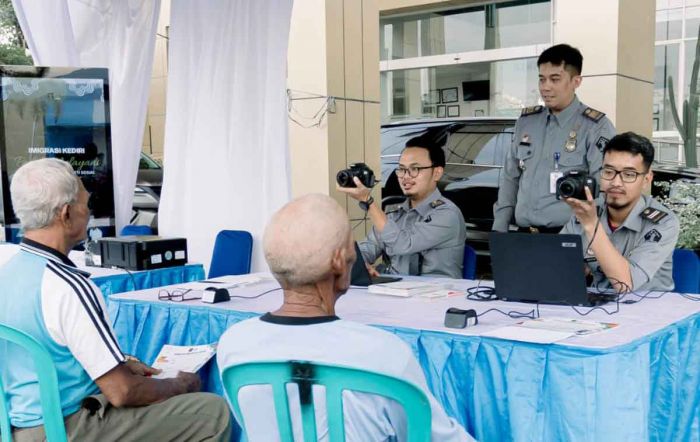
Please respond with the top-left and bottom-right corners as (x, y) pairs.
(521, 105), (544, 117)
(583, 107), (606, 122)
(430, 199), (445, 209)
(641, 207), (669, 224)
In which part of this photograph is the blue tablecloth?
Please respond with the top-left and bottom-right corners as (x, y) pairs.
(108, 298), (700, 441)
(93, 264), (205, 296)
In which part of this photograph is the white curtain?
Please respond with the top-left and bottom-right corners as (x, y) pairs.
(12, 0), (161, 232)
(160, 0), (293, 272)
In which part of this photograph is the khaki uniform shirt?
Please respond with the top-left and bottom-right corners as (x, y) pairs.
(493, 96), (616, 231)
(359, 189), (466, 279)
(561, 195), (680, 291)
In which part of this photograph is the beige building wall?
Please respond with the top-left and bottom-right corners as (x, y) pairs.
(554, 0), (655, 136)
(142, 0), (170, 163)
(288, 0), (380, 239)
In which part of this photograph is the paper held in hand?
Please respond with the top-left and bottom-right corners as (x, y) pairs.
(151, 343), (217, 379)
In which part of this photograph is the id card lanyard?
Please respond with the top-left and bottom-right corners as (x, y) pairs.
(549, 152), (563, 193)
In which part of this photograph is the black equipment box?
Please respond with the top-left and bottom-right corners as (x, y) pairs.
(99, 236), (188, 271)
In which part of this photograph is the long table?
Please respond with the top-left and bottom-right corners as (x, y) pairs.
(1, 244), (204, 296)
(108, 275), (700, 441)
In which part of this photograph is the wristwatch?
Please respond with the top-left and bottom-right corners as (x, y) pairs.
(359, 196), (374, 211)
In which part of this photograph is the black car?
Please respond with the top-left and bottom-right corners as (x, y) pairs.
(380, 118), (700, 255)
(381, 118), (516, 253)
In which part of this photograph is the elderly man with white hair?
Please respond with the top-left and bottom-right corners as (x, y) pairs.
(0, 158), (231, 441)
(217, 193), (472, 441)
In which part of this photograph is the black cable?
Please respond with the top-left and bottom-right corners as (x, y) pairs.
(228, 287), (282, 300)
(477, 304), (540, 320)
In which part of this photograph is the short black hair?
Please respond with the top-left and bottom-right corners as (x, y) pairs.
(603, 132), (655, 169)
(537, 44), (583, 76)
(404, 135), (446, 167)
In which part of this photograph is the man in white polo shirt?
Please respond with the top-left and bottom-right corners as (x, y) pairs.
(0, 158), (230, 441)
(217, 193), (472, 441)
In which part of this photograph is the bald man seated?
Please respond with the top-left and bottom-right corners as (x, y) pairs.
(216, 194), (472, 441)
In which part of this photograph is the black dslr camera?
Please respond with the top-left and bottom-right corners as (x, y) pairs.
(336, 163), (376, 188)
(556, 170), (599, 200)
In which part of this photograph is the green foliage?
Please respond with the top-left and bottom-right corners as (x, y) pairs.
(0, 43), (30, 65)
(0, 0), (31, 65)
(668, 27), (700, 168)
(657, 180), (700, 249)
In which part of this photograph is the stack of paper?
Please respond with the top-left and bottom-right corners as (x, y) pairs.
(368, 281), (443, 297)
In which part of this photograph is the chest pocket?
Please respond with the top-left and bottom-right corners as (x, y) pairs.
(516, 144), (533, 162)
(559, 149), (586, 168)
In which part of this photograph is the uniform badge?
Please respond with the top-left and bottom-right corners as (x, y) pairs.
(429, 199), (445, 209)
(641, 207), (669, 224)
(520, 134), (530, 146)
(596, 136), (610, 151)
(644, 229), (662, 243)
(565, 131), (577, 152)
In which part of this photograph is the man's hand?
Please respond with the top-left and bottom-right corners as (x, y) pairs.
(175, 371), (201, 393)
(336, 177), (372, 202)
(564, 186), (598, 235)
(125, 359), (161, 377)
(366, 264), (379, 278)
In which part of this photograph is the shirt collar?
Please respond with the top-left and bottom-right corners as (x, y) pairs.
(602, 196), (647, 233)
(547, 95), (580, 127)
(400, 188), (442, 217)
(20, 238), (91, 277)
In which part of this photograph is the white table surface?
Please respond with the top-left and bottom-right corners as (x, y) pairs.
(109, 273), (700, 350)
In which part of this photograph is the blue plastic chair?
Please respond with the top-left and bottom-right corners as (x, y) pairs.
(221, 360), (431, 442)
(119, 225), (153, 236)
(208, 230), (253, 278)
(673, 248), (700, 294)
(462, 244), (477, 280)
(0, 324), (67, 442)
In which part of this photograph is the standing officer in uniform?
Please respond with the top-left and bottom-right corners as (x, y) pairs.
(561, 132), (679, 292)
(493, 43), (616, 233)
(337, 136), (466, 279)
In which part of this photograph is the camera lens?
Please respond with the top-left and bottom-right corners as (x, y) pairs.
(336, 170), (355, 188)
(559, 180), (575, 198)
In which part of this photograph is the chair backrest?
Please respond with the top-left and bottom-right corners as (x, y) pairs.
(221, 360), (432, 442)
(673, 248), (700, 294)
(208, 230), (253, 278)
(0, 324), (66, 442)
(119, 225), (153, 236)
(462, 244), (477, 280)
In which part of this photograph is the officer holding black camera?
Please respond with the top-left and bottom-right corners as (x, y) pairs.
(560, 132), (679, 292)
(336, 136), (466, 279)
(493, 43), (616, 233)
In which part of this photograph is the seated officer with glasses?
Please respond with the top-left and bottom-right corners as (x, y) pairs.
(561, 132), (679, 292)
(0, 158), (230, 441)
(337, 136), (466, 279)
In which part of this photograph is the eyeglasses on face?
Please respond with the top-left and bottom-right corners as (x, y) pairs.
(600, 167), (648, 183)
(158, 288), (201, 302)
(394, 165), (435, 178)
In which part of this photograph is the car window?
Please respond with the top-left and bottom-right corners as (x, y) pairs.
(442, 124), (514, 181)
(139, 153), (161, 170)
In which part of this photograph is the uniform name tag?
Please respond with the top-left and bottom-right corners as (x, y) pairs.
(550, 171), (564, 193)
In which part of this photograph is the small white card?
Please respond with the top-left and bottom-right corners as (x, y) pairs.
(151, 344), (217, 379)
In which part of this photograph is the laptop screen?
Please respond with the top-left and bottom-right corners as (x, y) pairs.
(489, 232), (591, 306)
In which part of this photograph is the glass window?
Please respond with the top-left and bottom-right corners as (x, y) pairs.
(381, 58), (539, 122)
(656, 8), (683, 41)
(380, 0), (551, 61)
(685, 6), (700, 38)
(654, 43), (680, 131)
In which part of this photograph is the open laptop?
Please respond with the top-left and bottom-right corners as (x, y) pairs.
(351, 242), (402, 286)
(489, 232), (614, 306)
